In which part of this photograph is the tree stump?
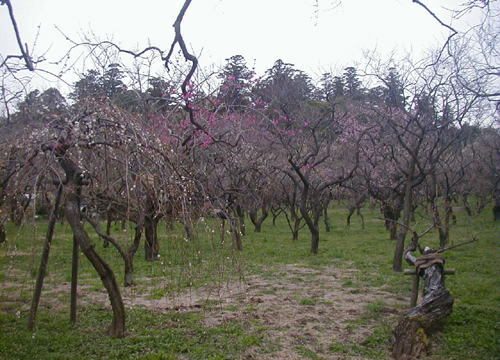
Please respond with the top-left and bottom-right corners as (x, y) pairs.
(392, 253), (454, 359)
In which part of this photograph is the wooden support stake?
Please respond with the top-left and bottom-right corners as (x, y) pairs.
(410, 273), (420, 308)
(70, 235), (79, 324)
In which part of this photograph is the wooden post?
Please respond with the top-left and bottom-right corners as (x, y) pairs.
(70, 235), (78, 324)
(410, 272), (419, 308)
(404, 268), (455, 307)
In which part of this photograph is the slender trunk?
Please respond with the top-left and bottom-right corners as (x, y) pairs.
(382, 204), (399, 240)
(229, 217), (243, 251)
(358, 208), (365, 229)
(347, 207), (355, 226)
(183, 220), (194, 242)
(441, 197), (452, 248)
(393, 159), (416, 272)
(323, 203), (331, 232)
(103, 208), (113, 247)
(28, 184), (63, 331)
(0, 223), (6, 243)
(0, 187), (5, 243)
(219, 219), (225, 244)
(235, 204), (245, 236)
(493, 203), (500, 221)
(85, 214), (144, 288)
(271, 207), (283, 226)
(124, 222), (143, 287)
(462, 195), (473, 216)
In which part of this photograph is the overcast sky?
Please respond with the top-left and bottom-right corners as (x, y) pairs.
(0, 0), (488, 91)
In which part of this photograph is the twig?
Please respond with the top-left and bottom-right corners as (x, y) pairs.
(378, 217), (436, 240)
(411, 0), (458, 67)
(436, 237), (479, 253)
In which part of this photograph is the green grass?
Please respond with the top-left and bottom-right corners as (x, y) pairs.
(1, 204), (498, 359)
(0, 306), (262, 360)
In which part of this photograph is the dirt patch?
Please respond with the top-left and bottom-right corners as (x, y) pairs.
(1, 264), (407, 359)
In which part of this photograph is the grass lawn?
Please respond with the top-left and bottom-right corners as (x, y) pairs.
(1, 204), (498, 359)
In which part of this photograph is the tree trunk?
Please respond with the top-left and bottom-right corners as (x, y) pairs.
(462, 195), (473, 216)
(0, 186), (5, 243)
(323, 204), (331, 232)
(393, 158), (416, 272)
(249, 204), (268, 233)
(493, 203), (500, 221)
(46, 142), (125, 337)
(124, 222), (143, 287)
(235, 204), (245, 235)
(310, 228), (320, 254)
(392, 253), (454, 359)
(65, 188), (126, 337)
(347, 207), (355, 226)
(229, 216), (243, 251)
(0, 223), (6, 243)
(28, 184), (63, 331)
(440, 197), (452, 248)
(271, 206), (283, 226)
(358, 208), (365, 229)
(103, 210), (113, 248)
(144, 216), (159, 261)
(381, 203), (399, 240)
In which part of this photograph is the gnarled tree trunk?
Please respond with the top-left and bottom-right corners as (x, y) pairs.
(48, 143), (126, 338)
(393, 251), (454, 359)
(65, 188), (126, 337)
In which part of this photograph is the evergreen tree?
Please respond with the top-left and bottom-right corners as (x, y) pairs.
(218, 55), (253, 110)
(383, 67), (405, 109)
(255, 59), (312, 117)
(342, 67), (363, 100)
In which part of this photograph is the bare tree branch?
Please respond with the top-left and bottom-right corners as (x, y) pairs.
(1, 0), (34, 71)
(411, 0), (458, 67)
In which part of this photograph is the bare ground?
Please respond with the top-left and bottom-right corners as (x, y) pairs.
(1, 264), (407, 359)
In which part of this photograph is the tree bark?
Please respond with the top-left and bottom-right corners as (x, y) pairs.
(393, 252), (454, 359)
(229, 216), (243, 251)
(0, 223), (6, 243)
(249, 204), (268, 233)
(28, 184), (63, 331)
(310, 228), (320, 254)
(65, 191), (126, 337)
(144, 215), (159, 261)
(235, 204), (246, 235)
(323, 202), (331, 232)
(85, 214), (144, 287)
(50, 142), (126, 338)
(393, 157), (416, 272)
(124, 223), (143, 286)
